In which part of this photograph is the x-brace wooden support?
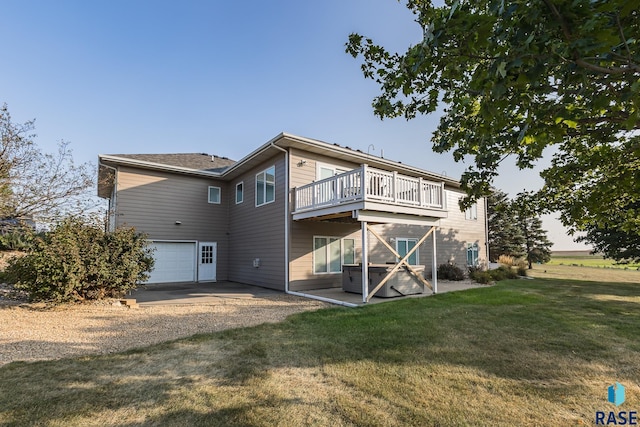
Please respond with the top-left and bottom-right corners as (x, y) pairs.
(365, 225), (434, 302)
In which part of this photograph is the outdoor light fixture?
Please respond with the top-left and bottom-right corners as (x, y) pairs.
(297, 160), (307, 167)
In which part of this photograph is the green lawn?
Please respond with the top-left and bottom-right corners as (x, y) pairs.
(1, 278), (639, 426)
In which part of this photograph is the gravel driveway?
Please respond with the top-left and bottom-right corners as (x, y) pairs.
(0, 290), (328, 366)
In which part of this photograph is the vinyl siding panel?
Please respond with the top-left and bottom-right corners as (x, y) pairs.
(228, 154), (286, 290)
(437, 189), (487, 269)
(110, 145), (486, 291)
(367, 189), (487, 277)
(288, 147), (487, 286)
(115, 166), (229, 281)
(289, 149), (362, 291)
(289, 221), (361, 291)
(290, 148), (361, 189)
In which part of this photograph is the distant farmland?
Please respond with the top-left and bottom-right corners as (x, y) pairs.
(548, 251), (640, 270)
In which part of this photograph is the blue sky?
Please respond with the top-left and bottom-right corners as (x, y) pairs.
(0, 0), (587, 249)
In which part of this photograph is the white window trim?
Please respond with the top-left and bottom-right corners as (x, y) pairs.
(467, 243), (480, 266)
(255, 165), (276, 207)
(316, 162), (351, 180)
(313, 236), (355, 275)
(208, 186), (221, 204)
(396, 237), (419, 265)
(235, 181), (244, 204)
(464, 202), (478, 220)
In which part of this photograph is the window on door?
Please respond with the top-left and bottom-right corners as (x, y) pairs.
(396, 238), (419, 265)
(317, 163), (350, 180)
(313, 236), (356, 274)
(201, 245), (214, 264)
(343, 239), (355, 265)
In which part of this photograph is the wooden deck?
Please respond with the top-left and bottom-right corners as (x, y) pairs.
(293, 165), (446, 219)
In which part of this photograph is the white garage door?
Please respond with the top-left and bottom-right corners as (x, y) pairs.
(146, 242), (196, 283)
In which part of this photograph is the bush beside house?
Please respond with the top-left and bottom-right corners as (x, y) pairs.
(4, 217), (154, 303)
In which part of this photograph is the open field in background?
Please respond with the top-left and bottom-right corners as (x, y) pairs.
(1, 275), (638, 426)
(549, 251), (640, 270)
(530, 262), (640, 283)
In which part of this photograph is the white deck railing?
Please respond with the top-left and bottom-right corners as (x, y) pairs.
(294, 165), (445, 213)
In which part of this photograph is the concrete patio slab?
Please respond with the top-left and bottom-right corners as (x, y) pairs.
(129, 280), (486, 307)
(130, 281), (282, 306)
(297, 280), (486, 306)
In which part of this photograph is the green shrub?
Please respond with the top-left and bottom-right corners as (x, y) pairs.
(469, 269), (492, 284)
(495, 265), (519, 280)
(469, 265), (519, 284)
(0, 230), (33, 251)
(437, 263), (465, 281)
(5, 216), (154, 303)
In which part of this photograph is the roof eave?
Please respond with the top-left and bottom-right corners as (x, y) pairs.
(275, 133), (461, 188)
(98, 154), (225, 178)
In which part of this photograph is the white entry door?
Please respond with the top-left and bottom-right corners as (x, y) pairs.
(197, 242), (217, 282)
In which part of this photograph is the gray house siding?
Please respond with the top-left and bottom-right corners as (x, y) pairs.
(289, 147), (361, 190)
(101, 134), (487, 291)
(287, 147), (487, 289)
(114, 166), (230, 280)
(289, 221), (361, 291)
(227, 154), (286, 290)
(288, 148), (362, 291)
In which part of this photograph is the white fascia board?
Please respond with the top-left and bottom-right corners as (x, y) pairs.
(354, 210), (442, 226)
(98, 155), (223, 178)
(219, 133), (285, 177)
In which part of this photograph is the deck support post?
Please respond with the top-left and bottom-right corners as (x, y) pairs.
(432, 227), (438, 294)
(361, 220), (369, 303)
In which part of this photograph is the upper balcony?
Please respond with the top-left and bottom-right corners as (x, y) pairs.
(292, 165), (447, 222)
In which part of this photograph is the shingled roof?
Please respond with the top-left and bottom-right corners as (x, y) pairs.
(109, 153), (236, 173)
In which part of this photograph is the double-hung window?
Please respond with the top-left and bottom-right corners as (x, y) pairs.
(464, 202), (478, 220)
(256, 166), (275, 206)
(313, 236), (355, 274)
(208, 186), (221, 204)
(396, 238), (419, 265)
(467, 243), (479, 266)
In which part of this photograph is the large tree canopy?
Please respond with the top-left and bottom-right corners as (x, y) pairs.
(346, 0), (639, 248)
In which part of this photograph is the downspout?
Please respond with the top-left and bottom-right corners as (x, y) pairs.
(484, 196), (490, 268)
(98, 160), (118, 232)
(269, 142), (290, 292)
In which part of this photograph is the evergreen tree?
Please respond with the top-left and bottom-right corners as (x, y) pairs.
(512, 192), (552, 269)
(487, 189), (525, 261)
